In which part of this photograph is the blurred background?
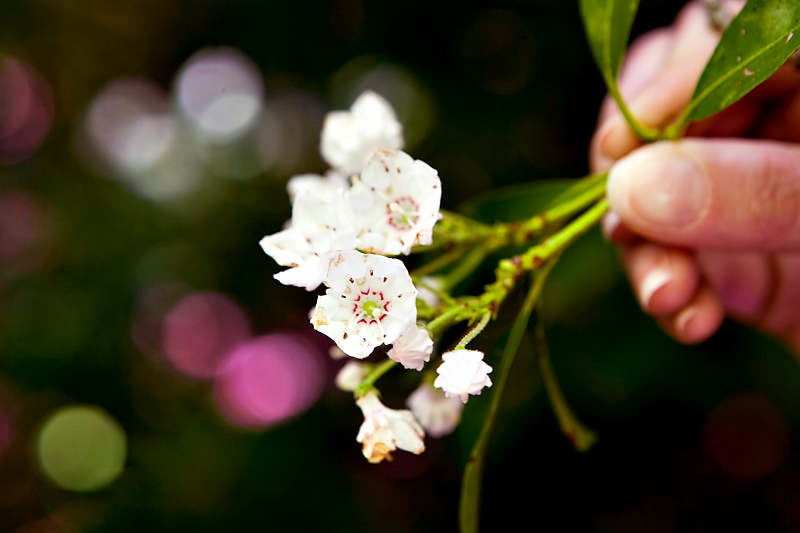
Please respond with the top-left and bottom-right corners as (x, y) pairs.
(1, 0), (800, 531)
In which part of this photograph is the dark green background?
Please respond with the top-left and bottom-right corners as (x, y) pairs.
(2, 0), (799, 531)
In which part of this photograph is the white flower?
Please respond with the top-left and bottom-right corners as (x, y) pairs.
(286, 171), (349, 204)
(335, 361), (369, 391)
(406, 383), (464, 438)
(434, 349), (493, 404)
(349, 149), (441, 256)
(320, 91), (404, 176)
(311, 250), (418, 358)
(356, 391), (425, 463)
(259, 188), (357, 291)
(387, 325), (433, 371)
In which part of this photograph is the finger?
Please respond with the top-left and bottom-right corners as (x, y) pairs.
(606, 138), (800, 250)
(601, 210), (641, 244)
(622, 242), (700, 315)
(591, 28), (675, 172)
(689, 64), (800, 139)
(655, 282), (725, 344)
(695, 250), (772, 321)
(596, 3), (721, 162)
(684, 96), (762, 138)
(759, 253), (800, 334)
(787, 324), (800, 355)
(758, 69), (800, 143)
(596, 28), (675, 127)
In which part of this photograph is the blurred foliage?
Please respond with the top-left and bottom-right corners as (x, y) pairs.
(2, 0), (800, 532)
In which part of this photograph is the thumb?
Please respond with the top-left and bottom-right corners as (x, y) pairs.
(607, 139), (800, 251)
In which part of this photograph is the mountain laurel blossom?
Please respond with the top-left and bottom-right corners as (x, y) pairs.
(259, 188), (357, 291)
(311, 250), (418, 358)
(349, 149), (441, 256)
(286, 171), (348, 204)
(356, 391), (425, 464)
(387, 325), (433, 371)
(434, 349), (493, 404)
(320, 91), (404, 176)
(406, 382), (464, 438)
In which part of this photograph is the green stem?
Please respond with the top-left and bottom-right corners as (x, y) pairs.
(426, 305), (465, 337)
(522, 198), (609, 268)
(442, 247), (487, 291)
(417, 210), (494, 253)
(540, 173), (607, 226)
(459, 259), (558, 533)
(455, 312), (491, 349)
(534, 306), (598, 452)
(354, 359), (396, 399)
(479, 198), (609, 312)
(411, 247), (467, 278)
(413, 276), (456, 307)
(608, 83), (661, 141)
(663, 118), (689, 141)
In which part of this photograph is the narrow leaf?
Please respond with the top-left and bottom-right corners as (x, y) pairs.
(459, 261), (557, 533)
(534, 308), (598, 452)
(679, 0), (800, 126)
(580, 0), (657, 138)
(579, 0), (640, 84)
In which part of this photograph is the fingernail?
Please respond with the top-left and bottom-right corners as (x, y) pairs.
(640, 267), (671, 310)
(596, 114), (635, 161)
(601, 211), (622, 241)
(676, 306), (698, 337)
(607, 146), (706, 227)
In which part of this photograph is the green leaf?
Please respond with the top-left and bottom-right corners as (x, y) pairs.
(677, 0), (800, 128)
(580, 0), (657, 139)
(458, 179), (574, 224)
(459, 261), (556, 533)
(579, 0), (639, 85)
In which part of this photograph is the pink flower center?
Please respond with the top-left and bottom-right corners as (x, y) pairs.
(386, 196), (419, 230)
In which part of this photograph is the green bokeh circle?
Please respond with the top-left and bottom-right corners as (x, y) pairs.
(37, 405), (127, 492)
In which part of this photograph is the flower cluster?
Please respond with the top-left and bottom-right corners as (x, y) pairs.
(260, 91), (493, 463)
(260, 92), (441, 293)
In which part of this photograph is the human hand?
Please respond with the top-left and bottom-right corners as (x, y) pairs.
(590, 1), (800, 352)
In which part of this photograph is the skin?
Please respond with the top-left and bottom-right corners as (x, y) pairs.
(590, 1), (800, 353)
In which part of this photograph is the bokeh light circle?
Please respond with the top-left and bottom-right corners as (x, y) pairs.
(0, 191), (51, 265)
(37, 405), (127, 492)
(162, 291), (251, 379)
(175, 47), (264, 143)
(0, 57), (53, 164)
(85, 77), (175, 174)
(703, 393), (789, 480)
(213, 333), (326, 429)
